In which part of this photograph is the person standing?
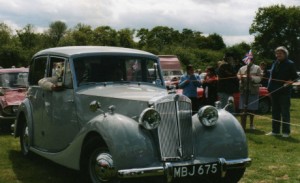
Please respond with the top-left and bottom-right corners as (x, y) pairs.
(217, 61), (239, 112)
(179, 64), (201, 114)
(202, 66), (218, 106)
(267, 46), (299, 137)
(259, 61), (270, 87)
(237, 55), (262, 130)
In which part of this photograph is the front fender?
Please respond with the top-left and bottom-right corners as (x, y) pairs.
(193, 109), (248, 159)
(87, 113), (160, 169)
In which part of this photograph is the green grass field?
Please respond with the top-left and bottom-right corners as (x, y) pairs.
(240, 98), (300, 183)
(0, 99), (300, 183)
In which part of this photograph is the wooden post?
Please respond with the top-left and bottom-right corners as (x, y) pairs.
(241, 64), (251, 130)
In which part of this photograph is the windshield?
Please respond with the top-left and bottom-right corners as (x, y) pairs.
(0, 72), (28, 88)
(171, 70), (182, 75)
(73, 55), (163, 86)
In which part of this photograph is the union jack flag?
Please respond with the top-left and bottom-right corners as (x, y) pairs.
(242, 49), (253, 65)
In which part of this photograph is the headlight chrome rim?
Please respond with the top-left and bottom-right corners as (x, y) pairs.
(139, 108), (161, 130)
(198, 106), (219, 127)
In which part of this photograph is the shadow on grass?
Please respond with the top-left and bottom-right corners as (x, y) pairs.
(8, 150), (81, 183)
(245, 129), (265, 135)
(273, 136), (300, 143)
(245, 128), (300, 144)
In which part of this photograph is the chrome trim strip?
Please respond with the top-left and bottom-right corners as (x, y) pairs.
(0, 115), (15, 120)
(175, 98), (183, 158)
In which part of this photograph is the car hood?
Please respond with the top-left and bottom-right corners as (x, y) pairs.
(1, 88), (27, 105)
(75, 84), (168, 121)
(77, 84), (167, 102)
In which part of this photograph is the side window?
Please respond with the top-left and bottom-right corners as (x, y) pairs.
(28, 57), (47, 85)
(49, 57), (65, 78)
(49, 57), (73, 88)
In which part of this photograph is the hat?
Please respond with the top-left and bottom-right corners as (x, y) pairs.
(275, 46), (289, 56)
(186, 64), (193, 71)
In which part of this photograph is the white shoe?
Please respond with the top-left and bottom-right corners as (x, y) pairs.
(266, 132), (280, 136)
(282, 133), (290, 138)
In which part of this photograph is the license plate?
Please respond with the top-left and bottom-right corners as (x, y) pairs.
(173, 162), (220, 178)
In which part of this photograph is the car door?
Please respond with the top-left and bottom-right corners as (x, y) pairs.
(40, 57), (80, 151)
(27, 56), (48, 148)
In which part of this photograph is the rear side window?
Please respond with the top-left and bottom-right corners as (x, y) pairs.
(28, 57), (47, 85)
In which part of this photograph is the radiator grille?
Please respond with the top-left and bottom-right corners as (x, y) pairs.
(155, 95), (194, 161)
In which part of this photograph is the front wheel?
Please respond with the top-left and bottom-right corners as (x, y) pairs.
(221, 168), (246, 183)
(20, 121), (31, 156)
(81, 137), (118, 183)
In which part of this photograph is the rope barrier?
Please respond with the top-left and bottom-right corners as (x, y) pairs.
(184, 74), (300, 129)
(247, 112), (300, 127)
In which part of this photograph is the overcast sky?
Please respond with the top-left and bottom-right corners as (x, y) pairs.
(1, 0), (299, 46)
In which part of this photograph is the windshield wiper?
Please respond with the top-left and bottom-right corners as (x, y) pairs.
(78, 82), (97, 86)
(111, 81), (131, 84)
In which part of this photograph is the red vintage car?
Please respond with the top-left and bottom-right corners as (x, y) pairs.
(0, 67), (28, 132)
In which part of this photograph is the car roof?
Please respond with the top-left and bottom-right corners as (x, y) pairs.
(33, 46), (157, 58)
(0, 68), (29, 74)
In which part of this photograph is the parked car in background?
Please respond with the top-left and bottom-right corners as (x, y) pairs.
(292, 79), (300, 97)
(14, 46), (251, 183)
(159, 55), (183, 89)
(291, 72), (300, 97)
(0, 67), (28, 132)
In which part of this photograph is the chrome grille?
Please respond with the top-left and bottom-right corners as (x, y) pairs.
(155, 95), (194, 161)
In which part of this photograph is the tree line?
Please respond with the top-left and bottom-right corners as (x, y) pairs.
(0, 5), (299, 71)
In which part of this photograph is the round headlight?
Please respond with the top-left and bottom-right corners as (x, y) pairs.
(139, 108), (161, 130)
(198, 106), (219, 127)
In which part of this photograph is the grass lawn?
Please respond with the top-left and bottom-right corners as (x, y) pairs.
(0, 99), (300, 183)
(240, 98), (300, 183)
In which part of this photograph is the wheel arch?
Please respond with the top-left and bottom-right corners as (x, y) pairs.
(15, 111), (27, 137)
(80, 113), (160, 170)
(14, 99), (33, 136)
(80, 131), (108, 168)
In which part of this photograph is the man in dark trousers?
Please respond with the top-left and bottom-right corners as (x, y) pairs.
(267, 46), (299, 138)
(217, 61), (239, 113)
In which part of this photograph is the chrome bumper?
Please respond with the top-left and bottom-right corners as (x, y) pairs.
(118, 158), (251, 182)
(0, 115), (15, 120)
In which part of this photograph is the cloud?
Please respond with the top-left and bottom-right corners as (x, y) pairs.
(0, 0), (299, 45)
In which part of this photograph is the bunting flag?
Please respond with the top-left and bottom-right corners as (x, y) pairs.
(242, 49), (253, 65)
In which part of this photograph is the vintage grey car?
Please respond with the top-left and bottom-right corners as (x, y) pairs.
(14, 46), (251, 183)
